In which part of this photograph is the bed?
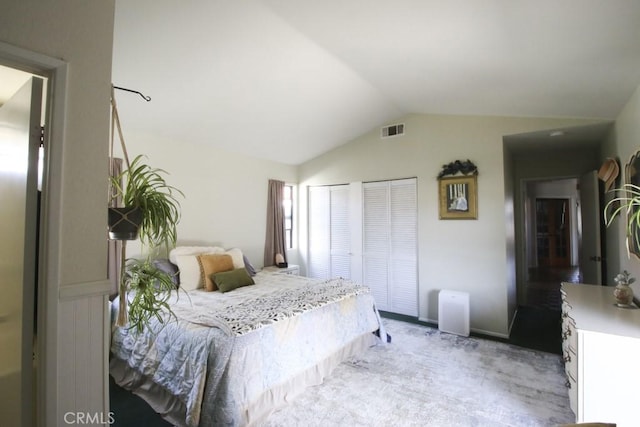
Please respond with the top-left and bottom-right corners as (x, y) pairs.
(109, 247), (386, 427)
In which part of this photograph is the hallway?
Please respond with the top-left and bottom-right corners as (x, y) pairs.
(525, 266), (582, 311)
(509, 266), (582, 354)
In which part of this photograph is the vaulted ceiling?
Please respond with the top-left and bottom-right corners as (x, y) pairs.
(97, 2), (640, 164)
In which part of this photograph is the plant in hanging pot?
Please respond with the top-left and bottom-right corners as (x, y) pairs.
(604, 183), (640, 306)
(120, 257), (179, 333)
(109, 155), (184, 328)
(108, 85), (184, 329)
(604, 183), (640, 257)
(109, 154), (183, 249)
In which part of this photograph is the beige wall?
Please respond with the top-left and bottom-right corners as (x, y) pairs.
(299, 113), (602, 336)
(1, 1), (115, 425)
(602, 85), (640, 293)
(117, 130), (298, 268)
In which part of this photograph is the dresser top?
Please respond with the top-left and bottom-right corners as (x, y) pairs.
(562, 282), (640, 339)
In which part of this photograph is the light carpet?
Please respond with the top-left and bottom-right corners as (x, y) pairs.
(260, 318), (574, 427)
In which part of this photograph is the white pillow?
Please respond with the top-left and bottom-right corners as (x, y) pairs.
(224, 248), (245, 270)
(169, 246), (224, 264)
(175, 254), (208, 290)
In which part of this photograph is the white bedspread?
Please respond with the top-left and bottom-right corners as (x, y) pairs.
(110, 272), (384, 426)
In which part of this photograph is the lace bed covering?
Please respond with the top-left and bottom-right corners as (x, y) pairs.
(111, 272), (383, 427)
(171, 276), (370, 336)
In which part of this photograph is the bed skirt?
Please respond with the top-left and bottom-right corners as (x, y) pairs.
(110, 331), (378, 426)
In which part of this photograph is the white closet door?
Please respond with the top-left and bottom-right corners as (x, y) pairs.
(330, 185), (351, 279)
(363, 182), (390, 310)
(363, 178), (417, 316)
(308, 186), (330, 279)
(308, 184), (350, 280)
(389, 179), (418, 316)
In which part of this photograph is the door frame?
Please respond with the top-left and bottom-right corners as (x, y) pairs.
(534, 197), (572, 268)
(517, 176), (582, 305)
(0, 40), (68, 426)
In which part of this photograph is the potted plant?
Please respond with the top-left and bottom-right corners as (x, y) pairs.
(109, 154), (183, 249)
(604, 183), (640, 257)
(109, 86), (184, 328)
(613, 270), (635, 305)
(119, 257), (179, 332)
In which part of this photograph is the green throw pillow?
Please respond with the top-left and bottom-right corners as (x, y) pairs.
(212, 268), (255, 293)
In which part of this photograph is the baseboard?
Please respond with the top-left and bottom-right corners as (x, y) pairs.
(382, 313), (510, 342)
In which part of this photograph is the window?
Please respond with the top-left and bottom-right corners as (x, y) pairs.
(283, 184), (294, 249)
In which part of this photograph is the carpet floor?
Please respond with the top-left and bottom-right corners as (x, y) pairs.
(260, 318), (573, 427)
(111, 315), (572, 426)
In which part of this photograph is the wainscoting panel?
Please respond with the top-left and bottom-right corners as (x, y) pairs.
(57, 286), (110, 425)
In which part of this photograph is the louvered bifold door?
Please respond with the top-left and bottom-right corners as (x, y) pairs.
(330, 185), (351, 279)
(389, 178), (418, 316)
(308, 186), (330, 279)
(363, 178), (418, 316)
(363, 181), (390, 310)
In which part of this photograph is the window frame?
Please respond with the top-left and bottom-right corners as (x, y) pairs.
(283, 184), (295, 249)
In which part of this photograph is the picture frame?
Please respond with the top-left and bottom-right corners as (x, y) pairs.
(438, 175), (478, 219)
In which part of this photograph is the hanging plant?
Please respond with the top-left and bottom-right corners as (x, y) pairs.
(109, 154), (183, 250)
(120, 258), (179, 333)
(108, 85), (184, 329)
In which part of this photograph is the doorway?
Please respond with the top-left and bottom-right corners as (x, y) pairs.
(536, 198), (571, 268)
(523, 179), (582, 311)
(0, 65), (46, 427)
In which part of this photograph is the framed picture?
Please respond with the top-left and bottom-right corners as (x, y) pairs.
(438, 175), (478, 219)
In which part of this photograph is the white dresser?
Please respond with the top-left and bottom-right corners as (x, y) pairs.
(561, 282), (640, 426)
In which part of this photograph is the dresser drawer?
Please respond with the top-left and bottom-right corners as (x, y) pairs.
(566, 371), (578, 416)
(562, 316), (577, 350)
(564, 347), (577, 379)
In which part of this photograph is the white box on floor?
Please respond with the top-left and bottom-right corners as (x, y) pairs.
(438, 290), (470, 337)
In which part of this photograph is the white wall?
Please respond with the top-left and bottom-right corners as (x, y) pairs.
(1, 1), (115, 425)
(114, 130), (298, 268)
(602, 85), (640, 293)
(299, 113), (602, 337)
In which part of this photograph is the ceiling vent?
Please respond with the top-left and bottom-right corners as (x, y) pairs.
(381, 123), (405, 139)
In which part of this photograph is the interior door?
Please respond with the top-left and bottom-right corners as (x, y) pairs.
(579, 170), (603, 285)
(308, 184), (352, 280)
(536, 198), (571, 267)
(0, 77), (43, 427)
(329, 185), (351, 279)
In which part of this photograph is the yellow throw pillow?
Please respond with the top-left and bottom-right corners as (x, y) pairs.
(197, 254), (234, 291)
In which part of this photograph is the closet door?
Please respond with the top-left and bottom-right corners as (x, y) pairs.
(308, 184), (351, 280)
(329, 185), (351, 279)
(308, 186), (330, 279)
(363, 182), (390, 309)
(363, 178), (417, 316)
(389, 179), (418, 316)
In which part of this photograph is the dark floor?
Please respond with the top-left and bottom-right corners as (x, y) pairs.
(109, 375), (171, 427)
(110, 266), (577, 426)
(509, 265), (581, 355)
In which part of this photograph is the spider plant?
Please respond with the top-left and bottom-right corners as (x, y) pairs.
(604, 183), (640, 255)
(117, 257), (178, 332)
(110, 154), (184, 251)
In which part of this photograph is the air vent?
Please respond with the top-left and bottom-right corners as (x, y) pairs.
(381, 123), (405, 138)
